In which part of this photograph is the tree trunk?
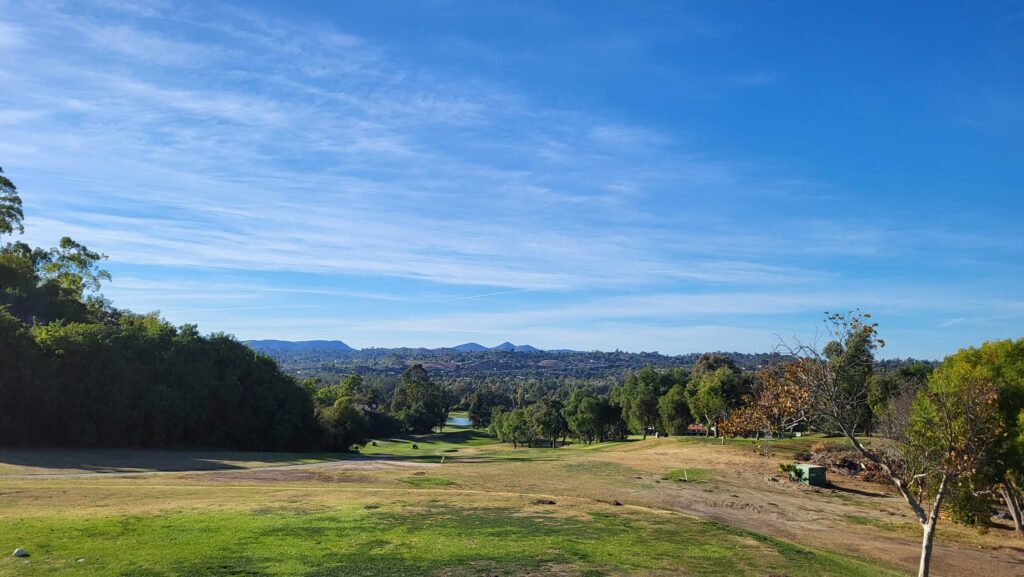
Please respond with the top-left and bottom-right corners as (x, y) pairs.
(917, 473), (949, 577)
(836, 423), (948, 577)
(918, 521), (937, 577)
(1001, 487), (1023, 535)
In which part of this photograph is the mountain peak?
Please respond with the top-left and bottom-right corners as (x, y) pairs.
(452, 342), (488, 352)
(491, 342), (538, 352)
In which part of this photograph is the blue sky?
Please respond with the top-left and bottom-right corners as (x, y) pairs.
(1, 1), (1021, 357)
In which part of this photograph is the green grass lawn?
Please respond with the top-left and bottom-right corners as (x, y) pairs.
(360, 413), (639, 462)
(0, 419), (951, 576)
(360, 430), (500, 461)
(661, 467), (717, 483)
(359, 415), (501, 461)
(1, 497), (905, 577)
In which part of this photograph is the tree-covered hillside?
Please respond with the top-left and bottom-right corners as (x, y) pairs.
(250, 341), (932, 398)
(0, 167), (321, 450)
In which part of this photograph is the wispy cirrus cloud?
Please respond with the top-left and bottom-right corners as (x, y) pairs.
(2, 1), (1019, 356)
(4, 4), (814, 291)
(0, 20), (26, 47)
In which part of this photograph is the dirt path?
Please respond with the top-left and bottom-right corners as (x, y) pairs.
(596, 440), (1024, 577)
(638, 480), (1024, 577)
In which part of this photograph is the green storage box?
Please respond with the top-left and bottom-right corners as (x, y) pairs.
(793, 464), (827, 486)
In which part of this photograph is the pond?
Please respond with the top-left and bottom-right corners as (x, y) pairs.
(446, 416), (471, 427)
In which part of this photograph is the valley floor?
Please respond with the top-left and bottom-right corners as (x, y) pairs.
(2, 426), (1021, 576)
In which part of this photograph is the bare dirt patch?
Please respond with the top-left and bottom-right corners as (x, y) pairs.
(179, 457), (439, 484)
(590, 438), (1024, 577)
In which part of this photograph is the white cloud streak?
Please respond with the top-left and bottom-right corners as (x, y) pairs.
(1, 2), (1017, 356)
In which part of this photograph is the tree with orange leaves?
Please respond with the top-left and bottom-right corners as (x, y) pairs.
(721, 364), (810, 475)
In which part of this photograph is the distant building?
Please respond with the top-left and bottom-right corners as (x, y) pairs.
(685, 423), (707, 436)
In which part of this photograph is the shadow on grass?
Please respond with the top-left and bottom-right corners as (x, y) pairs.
(826, 482), (892, 498)
(0, 448), (348, 474)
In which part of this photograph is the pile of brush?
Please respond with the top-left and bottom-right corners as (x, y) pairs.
(805, 442), (888, 483)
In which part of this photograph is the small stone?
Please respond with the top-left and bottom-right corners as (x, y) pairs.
(12, 548), (28, 558)
(76, 558), (85, 563)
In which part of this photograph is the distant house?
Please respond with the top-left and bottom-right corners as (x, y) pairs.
(685, 424), (707, 436)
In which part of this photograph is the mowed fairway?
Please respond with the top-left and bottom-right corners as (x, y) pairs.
(2, 421), (1022, 576)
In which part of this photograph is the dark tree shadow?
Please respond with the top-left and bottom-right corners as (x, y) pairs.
(0, 448), (345, 474)
(825, 482), (891, 498)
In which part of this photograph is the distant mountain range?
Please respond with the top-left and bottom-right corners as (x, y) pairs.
(245, 339), (356, 352)
(453, 342), (540, 353)
(244, 340), (931, 386)
(246, 339), (549, 353)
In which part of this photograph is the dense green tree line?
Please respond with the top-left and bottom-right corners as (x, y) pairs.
(0, 168), (317, 450)
(0, 167), (461, 452)
(254, 342), (796, 392)
(0, 308), (324, 449)
(479, 348), (949, 450)
(302, 363), (450, 450)
(479, 354), (736, 448)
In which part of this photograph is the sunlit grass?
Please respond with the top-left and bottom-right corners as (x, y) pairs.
(0, 497), (905, 577)
(662, 467), (716, 483)
(360, 428), (500, 461)
(0, 420), (970, 576)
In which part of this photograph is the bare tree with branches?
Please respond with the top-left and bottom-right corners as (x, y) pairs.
(778, 311), (1004, 577)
